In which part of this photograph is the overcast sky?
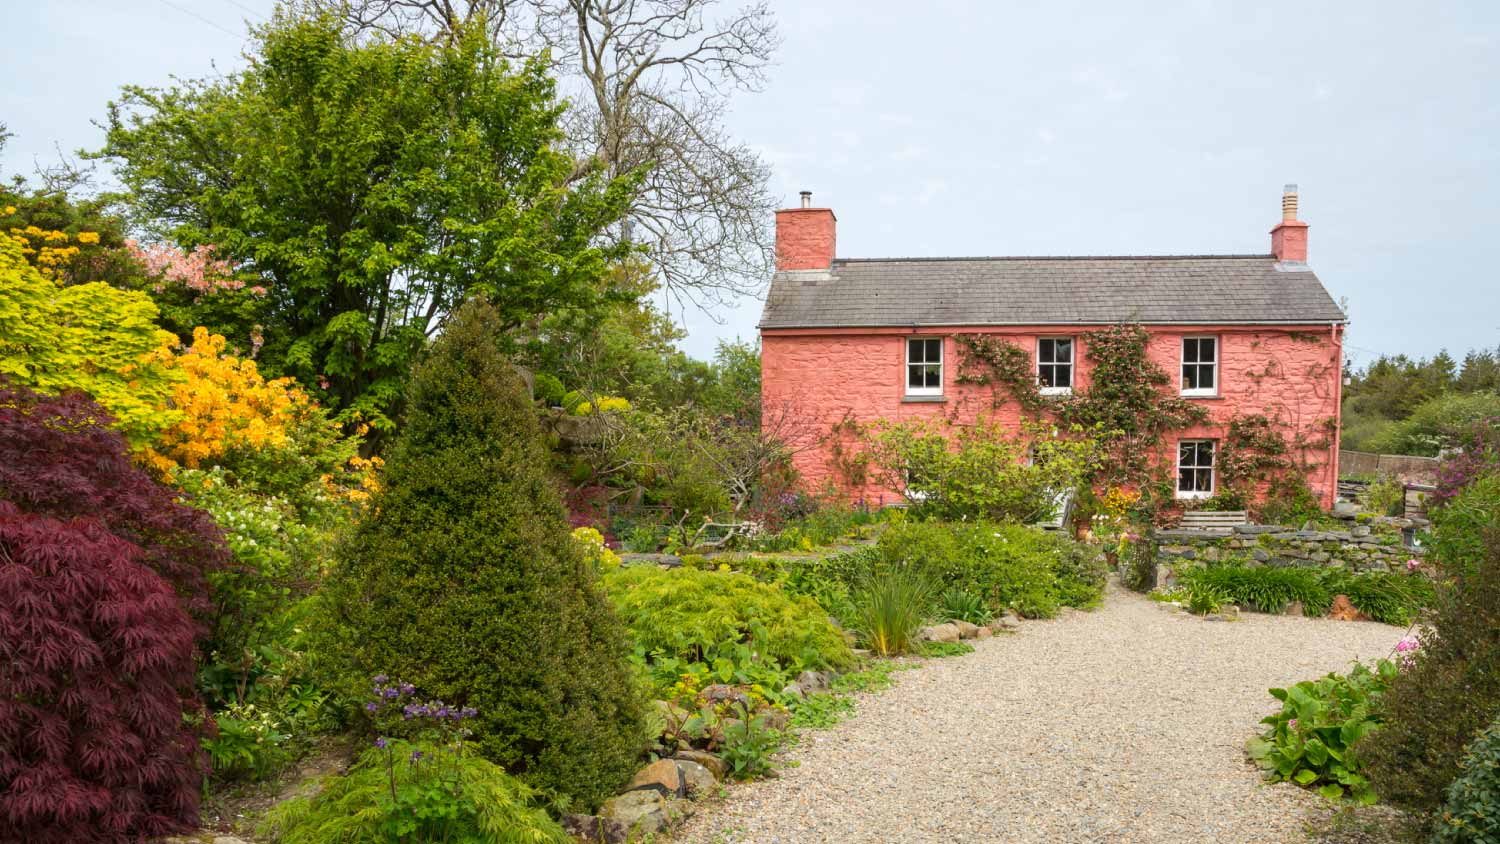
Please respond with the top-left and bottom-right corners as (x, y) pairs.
(4, 1), (1497, 368)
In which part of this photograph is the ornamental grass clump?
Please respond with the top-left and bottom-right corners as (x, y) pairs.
(315, 300), (646, 811)
(853, 566), (935, 657)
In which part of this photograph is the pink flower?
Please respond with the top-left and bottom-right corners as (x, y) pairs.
(1288, 718), (1298, 730)
(1406, 558), (1420, 573)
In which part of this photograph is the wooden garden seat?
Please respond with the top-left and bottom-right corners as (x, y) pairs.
(1179, 510), (1249, 530)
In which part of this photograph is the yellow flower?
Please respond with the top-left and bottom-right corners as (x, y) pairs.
(76, 231), (100, 244)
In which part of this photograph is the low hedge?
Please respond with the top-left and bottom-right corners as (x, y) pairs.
(773, 522), (1104, 620)
(602, 566), (854, 670)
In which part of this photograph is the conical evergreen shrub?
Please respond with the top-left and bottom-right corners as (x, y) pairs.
(318, 300), (646, 810)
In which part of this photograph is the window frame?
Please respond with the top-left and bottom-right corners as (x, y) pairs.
(1180, 335), (1220, 397)
(1176, 439), (1217, 500)
(1037, 336), (1075, 396)
(905, 336), (944, 397)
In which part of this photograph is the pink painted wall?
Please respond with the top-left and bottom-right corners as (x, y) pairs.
(762, 324), (1345, 510)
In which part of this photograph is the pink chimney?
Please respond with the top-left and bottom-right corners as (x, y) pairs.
(775, 190), (836, 270)
(1271, 183), (1309, 263)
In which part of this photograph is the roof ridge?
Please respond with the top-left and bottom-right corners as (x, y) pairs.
(833, 254), (1276, 264)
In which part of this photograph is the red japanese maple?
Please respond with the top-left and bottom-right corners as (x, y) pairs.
(0, 385), (224, 842)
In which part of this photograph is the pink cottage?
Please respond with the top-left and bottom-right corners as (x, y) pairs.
(760, 186), (1347, 509)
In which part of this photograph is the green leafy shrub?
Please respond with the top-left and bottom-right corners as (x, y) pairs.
(1248, 659), (1396, 803)
(260, 740), (567, 844)
(861, 417), (1100, 523)
(939, 587), (993, 624)
(1119, 530), (1159, 592)
(854, 567), (935, 656)
(315, 301), (646, 811)
(532, 373), (566, 407)
(1320, 569), (1434, 626)
(1367, 473), (1406, 517)
(875, 521), (1105, 618)
(1433, 716), (1500, 844)
(603, 566), (853, 670)
(1361, 472), (1500, 815)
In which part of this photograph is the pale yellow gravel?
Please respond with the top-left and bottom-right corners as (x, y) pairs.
(676, 579), (1405, 844)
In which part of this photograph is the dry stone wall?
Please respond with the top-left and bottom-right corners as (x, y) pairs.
(1155, 520), (1424, 574)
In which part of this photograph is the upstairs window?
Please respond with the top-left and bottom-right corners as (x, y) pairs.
(1181, 336), (1218, 396)
(1177, 439), (1216, 499)
(1037, 337), (1074, 395)
(906, 337), (943, 396)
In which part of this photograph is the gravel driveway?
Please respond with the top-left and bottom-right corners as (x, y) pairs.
(676, 580), (1405, 844)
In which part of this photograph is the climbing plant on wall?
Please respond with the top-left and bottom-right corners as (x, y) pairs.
(954, 324), (1210, 520)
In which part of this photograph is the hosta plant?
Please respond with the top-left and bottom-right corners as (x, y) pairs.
(1247, 658), (1397, 803)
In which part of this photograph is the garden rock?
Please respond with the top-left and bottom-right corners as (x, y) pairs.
(953, 621), (982, 639)
(627, 758), (686, 798)
(674, 749), (727, 780)
(796, 669), (832, 694)
(1327, 594), (1368, 621)
(974, 626), (993, 640)
(677, 759), (718, 797)
(601, 789), (670, 838)
(699, 684), (751, 708)
(921, 622), (961, 643)
(563, 813), (628, 844)
(780, 682), (804, 699)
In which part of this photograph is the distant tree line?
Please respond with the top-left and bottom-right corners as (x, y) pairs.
(1342, 346), (1500, 456)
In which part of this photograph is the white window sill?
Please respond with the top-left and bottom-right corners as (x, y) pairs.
(1180, 390), (1219, 399)
(1040, 386), (1073, 396)
(902, 394), (946, 403)
(1176, 490), (1214, 501)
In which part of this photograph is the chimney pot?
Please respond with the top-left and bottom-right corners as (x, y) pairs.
(775, 192), (836, 271)
(1271, 183), (1309, 263)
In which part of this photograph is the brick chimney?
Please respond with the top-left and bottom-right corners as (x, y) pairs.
(1270, 183), (1309, 263)
(775, 190), (836, 270)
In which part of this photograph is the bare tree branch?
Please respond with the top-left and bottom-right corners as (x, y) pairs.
(308, 0), (780, 311)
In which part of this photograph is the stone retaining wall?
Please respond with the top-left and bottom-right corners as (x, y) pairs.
(1155, 520), (1424, 574)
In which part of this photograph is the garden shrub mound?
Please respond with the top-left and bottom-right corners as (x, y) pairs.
(0, 386), (222, 844)
(874, 521), (1106, 618)
(316, 300), (646, 812)
(604, 566), (854, 670)
(1360, 473), (1500, 815)
(1433, 716), (1500, 844)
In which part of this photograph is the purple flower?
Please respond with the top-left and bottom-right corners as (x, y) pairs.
(383, 687), (399, 699)
(373, 674), (388, 684)
(400, 683), (416, 696)
(374, 737), (387, 750)
(410, 750), (424, 763)
(365, 701), (378, 713)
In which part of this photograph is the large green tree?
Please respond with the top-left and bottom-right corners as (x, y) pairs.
(97, 11), (637, 434)
(317, 298), (646, 810)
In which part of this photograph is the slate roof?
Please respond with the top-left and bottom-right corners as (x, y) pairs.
(759, 255), (1346, 329)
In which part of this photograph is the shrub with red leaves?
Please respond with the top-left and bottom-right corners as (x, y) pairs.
(0, 385), (225, 843)
(0, 384), (225, 622)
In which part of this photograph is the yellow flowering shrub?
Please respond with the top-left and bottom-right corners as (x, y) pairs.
(5, 222), (95, 279)
(574, 395), (632, 416)
(145, 327), (310, 473)
(571, 526), (621, 572)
